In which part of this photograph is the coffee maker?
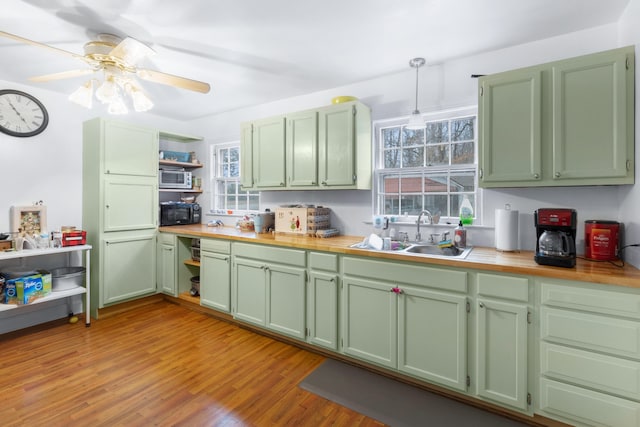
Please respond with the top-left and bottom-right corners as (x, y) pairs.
(534, 208), (577, 268)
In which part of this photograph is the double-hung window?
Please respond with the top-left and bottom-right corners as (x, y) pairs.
(211, 143), (259, 213)
(374, 107), (478, 223)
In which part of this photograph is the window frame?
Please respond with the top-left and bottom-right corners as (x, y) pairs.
(209, 142), (260, 215)
(372, 106), (481, 224)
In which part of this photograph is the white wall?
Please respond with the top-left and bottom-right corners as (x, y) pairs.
(190, 22), (640, 266)
(0, 80), (192, 234)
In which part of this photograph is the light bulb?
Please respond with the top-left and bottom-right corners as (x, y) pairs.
(68, 80), (93, 108)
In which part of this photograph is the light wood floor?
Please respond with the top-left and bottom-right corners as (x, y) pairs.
(0, 300), (385, 427)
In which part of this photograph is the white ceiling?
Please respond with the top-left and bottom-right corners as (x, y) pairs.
(0, 0), (631, 120)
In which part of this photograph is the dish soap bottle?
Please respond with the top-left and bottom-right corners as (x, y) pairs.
(454, 221), (466, 248)
(459, 195), (474, 225)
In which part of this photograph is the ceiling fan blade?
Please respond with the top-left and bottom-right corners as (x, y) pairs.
(137, 68), (210, 94)
(110, 37), (155, 65)
(29, 68), (97, 82)
(0, 30), (85, 61)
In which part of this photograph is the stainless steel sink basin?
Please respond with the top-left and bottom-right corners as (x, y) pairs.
(350, 241), (472, 259)
(401, 244), (473, 259)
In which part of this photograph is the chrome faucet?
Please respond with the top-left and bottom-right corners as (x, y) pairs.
(415, 210), (433, 242)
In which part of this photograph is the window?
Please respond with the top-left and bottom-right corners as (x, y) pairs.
(374, 108), (478, 222)
(211, 143), (259, 213)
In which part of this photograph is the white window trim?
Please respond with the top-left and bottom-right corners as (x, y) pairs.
(372, 105), (482, 225)
(209, 142), (260, 216)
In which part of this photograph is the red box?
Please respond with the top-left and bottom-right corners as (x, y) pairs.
(62, 230), (87, 246)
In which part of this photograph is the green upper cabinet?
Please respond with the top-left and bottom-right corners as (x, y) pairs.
(479, 69), (542, 183)
(240, 122), (253, 189)
(102, 119), (159, 177)
(552, 50), (631, 181)
(253, 116), (286, 188)
(286, 110), (318, 187)
(479, 46), (635, 188)
(240, 100), (372, 190)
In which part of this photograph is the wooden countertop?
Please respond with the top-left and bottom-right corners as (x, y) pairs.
(160, 224), (640, 289)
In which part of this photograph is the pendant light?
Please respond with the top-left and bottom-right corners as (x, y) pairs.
(406, 57), (426, 130)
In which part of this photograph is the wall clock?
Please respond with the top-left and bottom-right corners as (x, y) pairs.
(0, 89), (49, 137)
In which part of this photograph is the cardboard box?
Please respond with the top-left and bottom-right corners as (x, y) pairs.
(4, 273), (51, 305)
(275, 207), (331, 234)
(276, 208), (308, 234)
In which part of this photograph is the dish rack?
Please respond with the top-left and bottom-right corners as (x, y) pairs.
(191, 238), (200, 261)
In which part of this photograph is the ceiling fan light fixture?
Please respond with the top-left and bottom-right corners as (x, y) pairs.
(107, 96), (128, 115)
(68, 80), (93, 109)
(406, 57), (426, 130)
(130, 87), (154, 112)
(95, 73), (119, 104)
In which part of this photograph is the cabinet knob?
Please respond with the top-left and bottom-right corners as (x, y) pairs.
(555, 172), (561, 178)
(479, 302), (485, 308)
(105, 205), (110, 209)
(280, 182), (285, 186)
(533, 173), (540, 179)
(390, 287), (403, 294)
(321, 181), (327, 186)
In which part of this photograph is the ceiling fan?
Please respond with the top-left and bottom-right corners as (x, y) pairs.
(0, 30), (211, 113)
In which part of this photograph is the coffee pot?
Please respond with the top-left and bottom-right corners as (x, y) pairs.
(538, 231), (571, 257)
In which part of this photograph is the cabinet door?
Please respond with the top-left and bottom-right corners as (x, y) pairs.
(479, 69), (542, 185)
(253, 116), (286, 188)
(233, 257), (266, 326)
(157, 242), (176, 296)
(266, 263), (306, 339)
(286, 110), (318, 187)
(318, 103), (356, 187)
(552, 51), (630, 180)
(476, 298), (528, 410)
(104, 176), (157, 231)
(240, 122), (254, 189)
(398, 286), (467, 391)
(200, 251), (231, 312)
(307, 271), (339, 350)
(102, 233), (157, 306)
(342, 276), (397, 368)
(103, 120), (158, 177)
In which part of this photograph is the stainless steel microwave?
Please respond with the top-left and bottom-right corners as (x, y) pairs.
(159, 168), (192, 189)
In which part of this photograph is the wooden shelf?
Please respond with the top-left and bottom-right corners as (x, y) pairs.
(183, 259), (200, 268)
(159, 188), (203, 193)
(159, 160), (203, 169)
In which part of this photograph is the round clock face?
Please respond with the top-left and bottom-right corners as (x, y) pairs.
(0, 89), (49, 137)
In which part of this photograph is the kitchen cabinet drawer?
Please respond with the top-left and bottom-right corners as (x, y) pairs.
(541, 279), (640, 320)
(477, 273), (529, 302)
(540, 306), (640, 360)
(157, 232), (175, 245)
(343, 256), (467, 293)
(309, 252), (338, 272)
(233, 242), (305, 267)
(541, 341), (640, 401)
(201, 238), (230, 254)
(539, 378), (640, 427)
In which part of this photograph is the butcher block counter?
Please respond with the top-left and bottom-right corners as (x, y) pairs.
(159, 224), (640, 288)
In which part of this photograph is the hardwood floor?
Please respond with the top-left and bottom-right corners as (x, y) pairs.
(0, 300), (384, 427)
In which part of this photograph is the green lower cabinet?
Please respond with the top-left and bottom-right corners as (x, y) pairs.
(398, 286), (468, 392)
(232, 243), (307, 339)
(265, 263), (306, 339)
(102, 232), (157, 306)
(476, 297), (528, 411)
(307, 270), (339, 350)
(157, 242), (177, 296)
(342, 276), (398, 368)
(200, 251), (231, 312)
(538, 279), (640, 426)
(233, 257), (267, 326)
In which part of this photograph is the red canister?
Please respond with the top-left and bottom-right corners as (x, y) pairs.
(585, 220), (620, 261)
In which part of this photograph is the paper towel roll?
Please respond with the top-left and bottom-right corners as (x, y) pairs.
(495, 208), (519, 251)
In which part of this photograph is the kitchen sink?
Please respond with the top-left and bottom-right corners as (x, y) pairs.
(350, 241), (472, 259)
(401, 244), (473, 259)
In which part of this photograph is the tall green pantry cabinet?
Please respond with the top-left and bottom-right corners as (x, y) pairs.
(83, 118), (159, 318)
